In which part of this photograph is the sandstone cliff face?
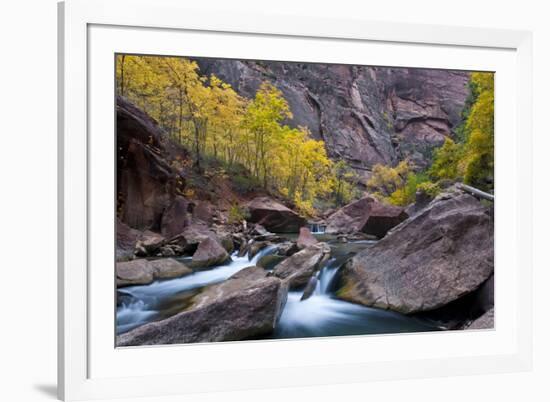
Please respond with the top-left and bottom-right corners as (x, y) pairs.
(117, 96), (187, 231)
(197, 60), (469, 180)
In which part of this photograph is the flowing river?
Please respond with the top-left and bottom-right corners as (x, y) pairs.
(116, 237), (437, 338)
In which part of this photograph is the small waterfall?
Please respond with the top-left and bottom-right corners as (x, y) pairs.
(316, 258), (340, 295)
(116, 245), (279, 334)
(249, 244), (278, 263)
(274, 250), (437, 339)
(308, 222), (326, 234)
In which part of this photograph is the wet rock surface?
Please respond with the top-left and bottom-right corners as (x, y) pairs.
(272, 243), (331, 289)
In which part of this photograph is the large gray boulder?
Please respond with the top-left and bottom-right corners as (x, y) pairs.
(337, 193), (493, 314)
(272, 243), (331, 289)
(116, 266), (288, 346)
(116, 258), (191, 287)
(116, 259), (154, 287)
(191, 237), (230, 269)
(247, 197), (307, 233)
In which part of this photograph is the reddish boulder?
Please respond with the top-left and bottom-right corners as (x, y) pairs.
(362, 202), (408, 238)
(326, 196), (407, 238)
(296, 227), (318, 249)
(325, 197), (375, 234)
(161, 196), (191, 239)
(247, 197), (307, 233)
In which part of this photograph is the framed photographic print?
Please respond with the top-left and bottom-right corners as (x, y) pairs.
(58, 0), (533, 400)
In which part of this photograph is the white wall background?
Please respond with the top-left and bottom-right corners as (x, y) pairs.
(0, 0), (546, 401)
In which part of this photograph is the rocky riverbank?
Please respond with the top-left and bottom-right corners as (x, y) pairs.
(115, 94), (494, 346)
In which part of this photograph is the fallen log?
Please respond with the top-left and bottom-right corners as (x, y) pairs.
(457, 183), (494, 202)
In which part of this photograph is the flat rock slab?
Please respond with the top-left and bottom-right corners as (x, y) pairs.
(116, 258), (191, 287)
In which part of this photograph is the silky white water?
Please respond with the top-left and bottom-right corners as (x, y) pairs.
(116, 240), (436, 337)
(272, 255), (434, 338)
(116, 245), (277, 334)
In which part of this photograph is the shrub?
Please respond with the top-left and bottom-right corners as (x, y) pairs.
(228, 203), (249, 224)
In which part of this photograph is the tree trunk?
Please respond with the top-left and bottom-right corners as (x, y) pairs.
(193, 122), (201, 172)
(119, 55), (125, 96)
(457, 183), (494, 201)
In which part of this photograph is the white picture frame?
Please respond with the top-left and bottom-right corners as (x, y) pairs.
(58, 0), (533, 400)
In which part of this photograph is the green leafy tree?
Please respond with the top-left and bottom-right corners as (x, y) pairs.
(428, 138), (462, 181)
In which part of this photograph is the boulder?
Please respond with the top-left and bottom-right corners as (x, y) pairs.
(160, 196), (191, 239)
(211, 225), (236, 253)
(272, 243), (331, 289)
(168, 224), (216, 253)
(191, 201), (214, 225)
(325, 197), (375, 234)
(257, 254), (285, 270)
(247, 197), (307, 233)
(250, 224), (270, 236)
(116, 219), (143, 260)
(297, 227), (318, 249)
(326, 196), (407, 237)
(159, 246), (176, 257)
(116, 266), (288, 346)
(362, 202), (408, 238)
(411, 274), (494, 330)
(191, 237), (230, 268)
(337, 193), (494, 314)
(116, 259), (154, 287)
(275, 241), (299, 257)
(466, 308), (494, 330)
(149, 258), (192, 279)
(137, 233), (165, 254)
(116, 258), (192, 287)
